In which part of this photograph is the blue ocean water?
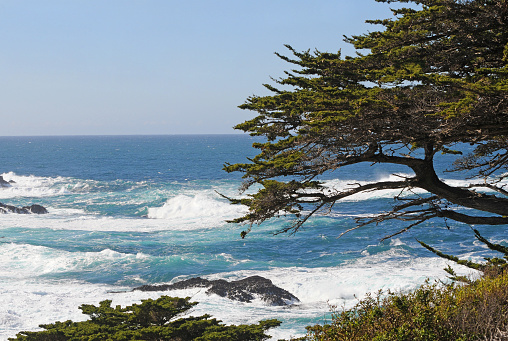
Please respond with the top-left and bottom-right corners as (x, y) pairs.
(0, 135), (505, 339)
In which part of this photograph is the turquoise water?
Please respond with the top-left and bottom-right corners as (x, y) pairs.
(0, 135), (504, 339)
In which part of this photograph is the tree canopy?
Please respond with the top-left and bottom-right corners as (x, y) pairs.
(224, 0), (508, 240)
(10, 296), (281, 341)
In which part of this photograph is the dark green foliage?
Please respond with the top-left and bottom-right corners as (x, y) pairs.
(9, 296), (281, 341)
(225, 0), (508, 239)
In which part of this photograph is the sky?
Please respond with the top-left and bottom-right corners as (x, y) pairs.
(0, 0), (397, 136)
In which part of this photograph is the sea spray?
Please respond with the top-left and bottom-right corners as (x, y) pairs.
(0, 135), (498, 340)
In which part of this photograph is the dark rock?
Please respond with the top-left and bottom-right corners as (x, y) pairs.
(25, 204), (48, 214)
(0, 203), (24, 213)
(8, 180), (16, 184)
(134, 275), (299, 306)
(0, 176), (11, 188)
(0, 202), (48, 214)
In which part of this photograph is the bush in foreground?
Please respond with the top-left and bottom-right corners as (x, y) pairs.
(306, 266), (508, 340)
(303, 223), (508, 341)
(9, 296), (281, 341)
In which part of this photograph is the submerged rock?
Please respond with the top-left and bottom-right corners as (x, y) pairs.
(134, 275), (299, 306)
(25, 204), (49, 214)
(0, 176), (11, 188)
(0, 203), (48, 214)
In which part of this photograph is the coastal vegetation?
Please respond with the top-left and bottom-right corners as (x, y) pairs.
(305, 267), (508, 340)
(226, 0), (508, 338)
(224, 0), (508, 242)
(8, 0), (508, 340)
(303, 229), (508, 340)
(10, 261), (508, 341)
(9, 296), (280, 341)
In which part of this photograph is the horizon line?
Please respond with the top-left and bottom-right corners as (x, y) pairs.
(0, 132), (247, 138)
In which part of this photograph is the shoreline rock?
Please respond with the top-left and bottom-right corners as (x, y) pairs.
(0, 203), (48, 214)
(0, 175), (12, 188)
(133, 275), (299, 306)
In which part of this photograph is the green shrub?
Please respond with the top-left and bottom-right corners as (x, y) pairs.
(305, 229), (508, 341)
(305, 273), (508, 341)
(9, 296), (281, 341)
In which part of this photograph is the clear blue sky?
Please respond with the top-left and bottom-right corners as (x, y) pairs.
(0, 0), (396, 136)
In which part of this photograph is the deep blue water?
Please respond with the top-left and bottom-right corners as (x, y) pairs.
(0, 135), (505, 339)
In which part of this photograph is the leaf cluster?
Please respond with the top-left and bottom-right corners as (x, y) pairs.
(9, 296), (281, 341)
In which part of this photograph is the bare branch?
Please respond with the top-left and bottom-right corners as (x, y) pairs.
(273, 202), (329, 236)
(380, 219), (429, 242)
(392, 196), (440, 212)
(467, 183), (508, 197)
(324, 180), (413, 203)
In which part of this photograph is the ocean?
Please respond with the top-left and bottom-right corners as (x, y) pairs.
(0, 134), (504, 340)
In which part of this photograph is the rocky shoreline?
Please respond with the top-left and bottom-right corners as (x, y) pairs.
(134, 275), (300, 306)
(0, 175), (48, 214)
(1, 175), (294, 309)
(0, 202), (48, 214)
(0, 175), (15, 188)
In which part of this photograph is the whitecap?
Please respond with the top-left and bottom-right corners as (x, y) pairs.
(0, 172), (71, 199)
(147, 193), (248, 227)
(0, 244), (482, 341)
(0, 243), (151, 280)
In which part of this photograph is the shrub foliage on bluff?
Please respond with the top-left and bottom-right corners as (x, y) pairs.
(225, 0), (508, 238)
(10, 296), (280, 341)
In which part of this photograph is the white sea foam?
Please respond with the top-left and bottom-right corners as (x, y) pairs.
(321, 174), (424, 202)
(0, 173), (250, 232)
(0, 279), (133, 339)
(167, 256), (477, 339)
(320, 173), (507, 202)
(0, 170), (496, 339)
(0, 241), (481, 340)
(215, 251), (478, 307)
(0, 171), (151, 200)
(114, 251), (480, 339)
(0, 243), (151, 280)
(0, 213), (182, 232)
(147, 193), (248, 225)
(0, 202), (239, 232)
(0, 172), (71, 199)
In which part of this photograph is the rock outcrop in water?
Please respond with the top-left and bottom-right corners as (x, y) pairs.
(134, 275), (299, 306)
(0, 203), (48, 214)
(0, 176), (46, 214)
(0, 176), (12, 188)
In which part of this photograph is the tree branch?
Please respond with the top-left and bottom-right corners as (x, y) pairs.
(436, 210), (508, 225)
(467, 183), (508, 198)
